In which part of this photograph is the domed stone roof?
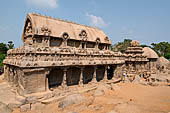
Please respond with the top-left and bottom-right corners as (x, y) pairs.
(143, 47), (158, 59)
(22, 13), (111, 44)
(156, 56), (169, 67)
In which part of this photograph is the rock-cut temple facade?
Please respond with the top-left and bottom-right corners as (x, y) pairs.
(3, 13), (157, 95)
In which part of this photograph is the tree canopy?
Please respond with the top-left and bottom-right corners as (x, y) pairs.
(151, 42), (170, 60)
(112, 39), (132, 53)
(112, 39), (170, 60)
(0, 41), (14, 66)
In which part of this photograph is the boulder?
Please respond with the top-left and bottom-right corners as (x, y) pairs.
(157, 56), (169, 67)
(93, 84), (111, 96)
(31, 102), (45, 110)
(94, 104), (102, 110)
(26, 96), (39, 104)
(98, 84), (111, 91)
(93, 88), (105, 96)
(147, 82), (159, 86)
(15, 96), (26, 105)
(58, 94), (88, 108)
(0, 102), (12, 113)
(20, 104), (30, 112)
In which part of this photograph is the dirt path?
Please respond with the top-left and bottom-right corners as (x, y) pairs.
(12, 83), (170, 113)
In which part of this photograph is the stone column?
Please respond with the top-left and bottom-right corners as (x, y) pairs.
(45, 69), (50, 91)
(3, 65), (7, 80)
(84, 42), (87, 49)
(103, 65), (108, 81)
(7, 67), (10, 82)
(79, 67), (84, 86)
(144, 63), (147, 70)
(9, 68), (14, 84)
(149, 61), (152, 70)
(95, 44), (99, 49)
(91, 66), (97, 83)
(61, 67), (68, 89)
(45, 78), (49, 91)
(13, 69), (18, 86)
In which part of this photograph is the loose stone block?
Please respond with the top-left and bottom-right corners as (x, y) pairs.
(20, 104), (30, 112)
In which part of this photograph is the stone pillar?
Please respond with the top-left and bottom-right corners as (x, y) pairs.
(3, 65), (7, 80)
(61, 67), (68, 89)
(79, 67), (84, 86)
(103, 65), (108, 81)
(9, 68), (14, 84)
(149, 61), (152, 70)
(45, 78), (49, 91)
(7, 67), (10, 82)
(144, 63), (147, 70)
(13, 69), (18, 86)
(84, 42), (87, 49)
(62, 40), (67, 47)
(91, 66), (97, 83)
(45, 68), (51, 91)
(95, 44), (99, 49)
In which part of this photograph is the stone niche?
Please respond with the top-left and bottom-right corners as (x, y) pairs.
(86, 42), (95, 48)
(50, 37), (62, 47)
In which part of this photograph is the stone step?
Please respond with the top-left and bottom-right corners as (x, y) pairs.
(40, 95), (66, 104)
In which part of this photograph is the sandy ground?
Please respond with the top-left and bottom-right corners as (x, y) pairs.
(12, 83), (170, 113)
(0, 79), (4, 83)
(0, 74), (4, 83)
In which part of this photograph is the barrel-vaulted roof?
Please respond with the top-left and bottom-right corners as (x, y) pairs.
(22, 13), (111, 44)
(143, 47), (159, 59)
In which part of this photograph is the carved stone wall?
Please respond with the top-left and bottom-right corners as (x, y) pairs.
(18, 68), (47, 94)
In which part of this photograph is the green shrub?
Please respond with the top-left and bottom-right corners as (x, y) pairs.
(0, 54), (6, 66)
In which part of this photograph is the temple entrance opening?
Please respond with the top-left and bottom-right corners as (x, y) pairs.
(83, 66), (94, 84)
(107, 65), (115, 80)
(96, 66), (105, 82)
(66, 67), (80, 86)
(47, 68), (63, 88)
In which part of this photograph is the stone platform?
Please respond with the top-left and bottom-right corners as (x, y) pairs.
(0, 77), (121, 112)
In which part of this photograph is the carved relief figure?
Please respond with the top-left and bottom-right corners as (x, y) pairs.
(130, 40), (140, 47)
(79, 30), (87, 41)
(25, 21), (32, 36)
(41, 25), (51, 36)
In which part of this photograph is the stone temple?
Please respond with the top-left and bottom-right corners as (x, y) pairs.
(3, 13), (157, 95)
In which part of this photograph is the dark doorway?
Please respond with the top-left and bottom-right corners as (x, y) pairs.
(83, 66), (94, 84)
(66, 67), (80, 86)
(82, 43), (85, 49)
(107, 65), (115, 80)
(96, 66), (105, 82)
(47, 68), (63, 88)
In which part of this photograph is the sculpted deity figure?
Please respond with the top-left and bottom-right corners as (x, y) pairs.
(25, 22), (32, 36)
(130, 40), (140, 47)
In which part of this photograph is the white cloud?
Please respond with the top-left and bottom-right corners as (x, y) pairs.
(121, 26), (134, 36)
(26, 0), (58, 8)
(86, 13), (107, 28)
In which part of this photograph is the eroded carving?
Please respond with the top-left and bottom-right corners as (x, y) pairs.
(41, 25), (51, 36)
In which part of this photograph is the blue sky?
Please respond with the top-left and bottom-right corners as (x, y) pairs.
(0, 0), (170, 47)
